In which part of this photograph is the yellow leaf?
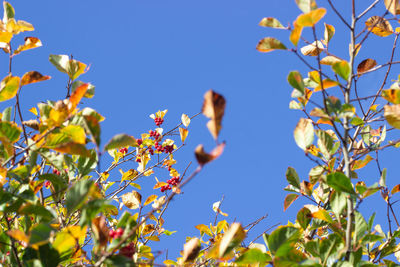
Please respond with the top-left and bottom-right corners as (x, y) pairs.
(150, 109), (168, 119)
(365, 16), (393, 37)
(153, 181), (168, 189)
(14, 37), (42, 55)
(0, 75), (20, 102)
(61, 125), (86, 144)
(181, 114), (191, 127)
(315, 79), (339, 91)
(382, 89), (400, 104)
(352, 155), (373, 170)
(0, 31), (12, 43)
(296, 8), (326, 27)
(121, 169), (139, 182)
(384, 104), (400, 128)
(323, 23), (335, 44)
(7, 230), (28, 246)
(145, 236), (160, 241)
(143, 169), (154, 176)
(144, 195), (158, 206)
(256, 37), (287, 52)
(179, 127), (188, 143)
(289, 22), (303, 46)
(29, 107), (38, 116)
(195, 224), (213, 236)
(121, 191), (142, 209)
(311, 209), (333, 223)
(53, 226), (87, 254)
(21, 71), (50, 86)
(6, 19), (34, 34)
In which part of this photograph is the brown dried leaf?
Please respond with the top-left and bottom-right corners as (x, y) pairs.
(22, 119), (39, 130)
(357, 58), (377, 75)
(195, 142), (225, 166)
(92, 216), (109, 248)
(202, 90), (226, 140)
(121, 191), (142, 209)
(300, 41), (324, 56)
(365, 16), (393, 37)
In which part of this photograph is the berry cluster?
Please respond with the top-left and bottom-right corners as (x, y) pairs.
(53, 169), (60, 175)
(154, 142), (164, 152)
(44, 181), (51, 188)
(120, 242), (135, 258)
(160, 184), (171, 192)
(137, 139), (143, 146)
(167, 176), (180, 186)
(149, 130), (160, 140)
(160, 176), (180, 192)
(164, 145), (174, 153)
(154, 117), (164, 126)
(109, 228), (124, 239)
(119, 147), (128, 154)
(135, 157), (141, 163)
(148, 147), (154, 155)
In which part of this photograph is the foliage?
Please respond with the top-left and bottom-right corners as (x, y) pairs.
(3, 0), (400, 266)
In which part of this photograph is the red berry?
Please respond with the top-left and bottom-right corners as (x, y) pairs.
(109, 230), (116, 238)
(44, 181), (51, 188)
(120, 242), (135, 258)
(116, 228), (124, 237)
(149, 149), (154, 155)
(137, 139), (143, 146)
(53, 169), (60, 175)
(154, 117), (164, 126)
(136, 158), (141, 163)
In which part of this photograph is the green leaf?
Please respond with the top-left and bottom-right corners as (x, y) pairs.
(104, 133), (136, 151)
(331, 191), (347, 219)
(105, 255), (136, 267)
(29, 223), (54, 248)
(259, 17), (285, 29)
(297, 207), (311, 230)
(0, 121), (21, 143)
(49, 55), (87, 80)
(19, 204), (55, 222)
(327, 172), (356, 195)
(354, 211), (368, 244)
(256, 37), (287, 53)
(332, 61), (350, 80)
(268, 226), (299, 254)
(295, 0), (317, 13)
(0, 76), (20, 102)
(316, 130), (333, 160)
(38, 244), (60, 267)
(2, 107), (11, 122)
(287, 71), (305, 95)
(235, 248), (269, 264)
(294, 118), (314, 150)
(65, 179), (93, 215)
(286, 167), (301, 189)
(219, 223), (246, 258)
(367, 212), (376, 232)
(3, 2), (15, 21)
(379, 168), (387, 187)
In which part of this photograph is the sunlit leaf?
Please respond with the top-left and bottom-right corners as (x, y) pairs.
(300, 41), (324, 56)
(296, 8), (326, 27)
(195, 224), (213, 236)
(294, 118), (314, 150)
(53, 226), (87, 254)
(268, 226), (299, 254)
(320, 55), (341, 65)
(0, 121), (21, 143)
(71, 81), (95, 99)
(3, 1), (15, 22)
(284, 194), (299, 211)
(0, 75), (20, 102)
(0, 31), (12, 43)
(235, 248), (269, 264)
(324, 23), (335, 44)
(121, 191), (142, 209)
(6, 19), (34, 35)
(352, 155), (373, 170)
(289, 22), (303, 46)
(384, 0), (400, 15)
(311, 209), (334, 224)
(259, 17), (285, 29)
(61, 125), (86, 144)
(53, 142), (90, 157)
(213, 201), (228, 216)
(315, 79), (339, 92)
(384, 104), (400, 129)
(391, 184), (400, 195)
(13, 37), (42, 55)
(382, 89), (400, 104)
(365, 16), (393, 37)
(179, 127), (188, 143)
(194, 142), (225, 166)
(181, 113), (191, 127)
(21, 71), (51, 86)
(256, 37), (287, 52)
(69, 83), (88, 111)
(295, 0), (317, 13)
(144, 195), (158, 206)
(49, 54), (87, 80)
(7, 229), (28, 245)
(182, 238), (201, 263)
(219, 223), (246, 258)
(332, 60), (350, 80)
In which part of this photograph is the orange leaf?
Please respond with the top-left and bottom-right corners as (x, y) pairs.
(202, 90), (226, 140)
(391, 184), (400, 195)
(21, 71), (51, 86)
(284, 194), (299, 211)
(69, 83), (88, 110)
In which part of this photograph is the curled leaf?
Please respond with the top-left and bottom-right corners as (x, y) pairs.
(14, 37), (42, 55)
(179, 127), (188, 143)
(181, 113), (191, 127)
(202, 90), (226, 140)
(121, 191), (142, 209)
(213, 201), (228, 216)
(365, 16), (393, 37)
(194, 142), (225, 166)
(300, 41), (324, 56)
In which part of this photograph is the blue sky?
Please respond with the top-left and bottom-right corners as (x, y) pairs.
(3, 0), (400, 262)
